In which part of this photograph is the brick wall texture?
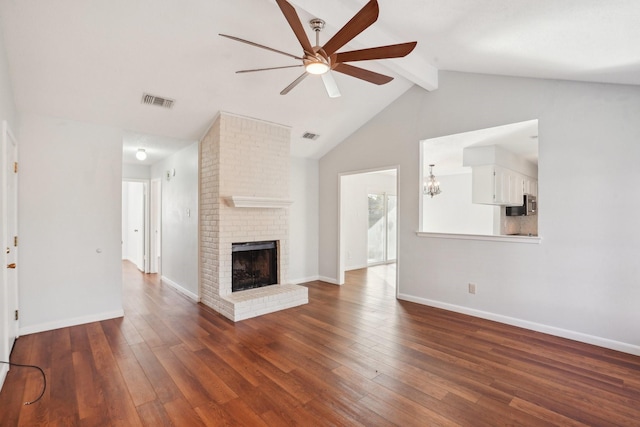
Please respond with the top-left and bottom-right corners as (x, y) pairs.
(199, 113), (293, 319)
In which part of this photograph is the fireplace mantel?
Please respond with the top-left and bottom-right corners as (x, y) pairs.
(223, 196), (293, 209)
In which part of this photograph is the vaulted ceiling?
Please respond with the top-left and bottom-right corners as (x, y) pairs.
(1, 0), (638, 163)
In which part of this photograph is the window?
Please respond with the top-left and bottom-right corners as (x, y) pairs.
(368, 193), (397, 264)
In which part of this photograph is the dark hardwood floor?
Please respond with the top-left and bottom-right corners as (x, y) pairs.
(1, 261), (639, 426)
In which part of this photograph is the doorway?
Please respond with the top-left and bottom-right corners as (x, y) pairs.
(338, 167), (399, 288)
(122, 180), (149, 272)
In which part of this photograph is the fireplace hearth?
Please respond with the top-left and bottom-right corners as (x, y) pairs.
(232, 241), (277, 292)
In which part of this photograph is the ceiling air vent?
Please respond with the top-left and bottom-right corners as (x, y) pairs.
(302, 132), (320, 141)
(141, 93), (175, 109)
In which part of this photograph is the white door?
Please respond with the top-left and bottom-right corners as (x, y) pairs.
(122, 181), (146, 272)
(149, 179), (161, 274)
(128, 182), (145, 271)
(2, 121), (19, 358)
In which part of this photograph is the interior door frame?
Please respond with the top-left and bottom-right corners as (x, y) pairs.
(149, 178), (161, 274)
(122, 179), (150, 273)
(2, 120), (19, 365)
(338, 166), (400, 290)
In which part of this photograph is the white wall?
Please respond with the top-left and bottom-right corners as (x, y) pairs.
(122, 163), (150, 180)
(289, 157), (319, 284)
(320, 71), (640, 355)
(341, 174), (369, 270)
(151, 142), (198, 299)
(18, 113), (124, 335)
(121, 182), (129, 259)
(0, 17), (18, 389)
(422, 173), (495, 235)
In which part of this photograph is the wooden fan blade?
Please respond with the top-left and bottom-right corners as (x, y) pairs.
(275, 0), (314, 55)
(332, 63), (393, 85)
(219, 34), (302, 60)
(321, 72), (341, 98)
(236, 65), (303, 73)
(333, 41), (417, 63)
(280, 72), (309, 95)
(322, 0), (379, 57)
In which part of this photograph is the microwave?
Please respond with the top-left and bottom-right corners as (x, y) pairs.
(506, 194), (537, 216)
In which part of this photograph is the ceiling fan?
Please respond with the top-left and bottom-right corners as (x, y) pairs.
(220, 0), (417, 98)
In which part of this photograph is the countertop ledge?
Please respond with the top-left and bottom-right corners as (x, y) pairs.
(416, 231), (541, 244)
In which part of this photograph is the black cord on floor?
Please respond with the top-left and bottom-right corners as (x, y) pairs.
(0, 360), (46, 405)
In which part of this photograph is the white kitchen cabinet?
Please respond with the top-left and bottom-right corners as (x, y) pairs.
(524, 178), (538, 197)
(471, 165), (495, 204)
(514, 173), (525, 203)
(472, 165), (535, 206)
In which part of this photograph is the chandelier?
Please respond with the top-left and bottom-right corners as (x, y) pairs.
(424, 164), (441, 198)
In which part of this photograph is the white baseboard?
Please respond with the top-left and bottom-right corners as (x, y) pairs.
(397, 293), (640, 356)
(19, 309), (125, 336)
(318, 276), (341, 285)
(289, 275), (320, 285)
(161, 276), (200, 302)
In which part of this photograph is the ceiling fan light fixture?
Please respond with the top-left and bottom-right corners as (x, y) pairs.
(305, 61), (330, 75)
(221, 0), (416, 95)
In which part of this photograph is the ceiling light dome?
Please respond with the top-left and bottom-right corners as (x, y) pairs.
(136, 148), (147, 161)
(305, 61), (330, 75)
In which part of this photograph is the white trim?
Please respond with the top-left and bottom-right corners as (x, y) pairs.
(223, 196), (293, 209)
(416, 231), (541, 244)
(149, 178), (162, 274)
(318, 276), (341, 285)
(338, 175), (345, 285)
(397, 293), (640, 356)
(162, 275), (200, 301)
(0, 364), (8, 392)
(346, 263), (369, 271)
(418, 141), (426, 232)
(19, 310), (124, 336)
(2, 120), (19, 370)
(289, 275), (320, 285)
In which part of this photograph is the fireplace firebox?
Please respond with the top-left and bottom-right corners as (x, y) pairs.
(232, 241), (278, 292)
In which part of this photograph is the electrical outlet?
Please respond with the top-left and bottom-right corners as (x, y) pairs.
(468, 283), (477, 294)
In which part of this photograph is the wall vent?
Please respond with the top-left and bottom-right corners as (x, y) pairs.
(302, 132), (320, 140)
(141, 93), (175, 109)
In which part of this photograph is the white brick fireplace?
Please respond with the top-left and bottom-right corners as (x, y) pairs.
(199, 112), (308, 321)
